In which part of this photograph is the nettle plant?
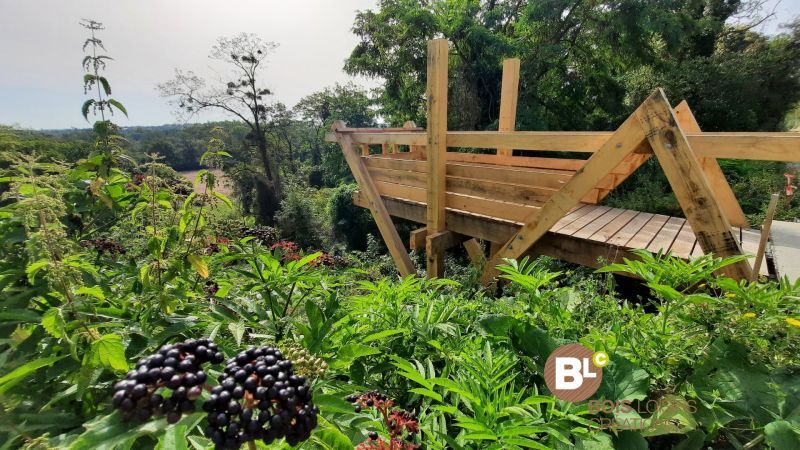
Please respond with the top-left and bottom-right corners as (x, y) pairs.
(80, 18), (130, 178)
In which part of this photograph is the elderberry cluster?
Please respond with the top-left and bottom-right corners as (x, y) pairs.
(112, 338), (224, 423)
(202, 346), (318, 449)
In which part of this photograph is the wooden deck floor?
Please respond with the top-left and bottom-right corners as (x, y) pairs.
(549, 204), (767, 275)
(354, 192), (768, 276)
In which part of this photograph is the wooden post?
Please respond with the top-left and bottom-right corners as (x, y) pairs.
(426, 38), (449, 277)
(674, 101), (748, 228)
(751, 193), (779, 280)
(481, 114), (648, 284)
(636, 89), (751, 280)
(332, 122), (416, 276)
(497, 58), (520, 157)
(360, 144), (369, 156)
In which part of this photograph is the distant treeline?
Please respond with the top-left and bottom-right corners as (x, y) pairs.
(12, 122), (250, 171)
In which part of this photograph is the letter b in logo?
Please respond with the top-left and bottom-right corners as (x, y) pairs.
(544, 344), (603, 402)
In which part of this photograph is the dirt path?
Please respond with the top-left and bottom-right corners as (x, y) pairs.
(179, 169), (234, 197)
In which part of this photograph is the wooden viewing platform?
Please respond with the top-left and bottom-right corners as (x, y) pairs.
(327, 39), (800, 284)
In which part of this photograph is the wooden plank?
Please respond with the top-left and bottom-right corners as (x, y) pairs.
(426, 38), (449, 277)
(497, 58), (520, 157)
(480, 113), (648, 284)
(364, 157), (574, 188)
(674, 101), (748, 228)
(365, 164), (559, 206)
(426, 230), (470, 254)
(530, 233), (639, 270)
(557, 206), (612, 236)
(372, 180), (540, 223)
(690, 133), (800, 162)
(625, 214), (670, 249)
(647, 216), (685, 253)
(446, 152), (586, 171)
(353, 192), (519, 244)
(589, 209), (639, 243)
(636, 89), (751, 280)
(607, 212), (654, 247)
(751, 193), (779, 280)
(367, 163), (555, 206)
(410, 228), (428, 251)
(571, 208), (627, 240)
(550, 204), (594, 232)
(446, 131), (800, 162)
(331, 125), (415, 276)
(446, 176), (554, 206)
(448, 131), (610, 152)
(333, 129), (800, 163)
(446, 162), (573, 189)
(668, 221), (697, 258)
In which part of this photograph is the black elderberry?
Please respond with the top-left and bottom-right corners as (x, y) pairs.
(202, 346), (318, 448)
(111, 338), (224, 424)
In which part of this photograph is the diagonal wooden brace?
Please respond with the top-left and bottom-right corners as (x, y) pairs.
(635, 89), (751, 280)
(332, 121), (416, 277)
(673, 101), (748, 228)
(480, 111), (649, 284)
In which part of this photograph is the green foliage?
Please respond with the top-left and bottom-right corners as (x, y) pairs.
(329, 183), (376, 250)
(275, 183), (332, 249)
(346, 1), (800, 132)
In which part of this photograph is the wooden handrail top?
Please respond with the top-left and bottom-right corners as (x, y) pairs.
(327, 129), (800, 162)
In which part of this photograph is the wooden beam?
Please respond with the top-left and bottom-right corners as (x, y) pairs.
(331, 122), (415, 276)
(351, 192), (642, 273)
(674, 101), (748, 228)
(426, 230), (470, 254)
(497, 58), (520, 157)
(360, 144), (369, 156)
(353, 192), (518, 243)
(480, 114), (648, 284)
(635, 89), (751, 280)
(751, 193), (780, 281)
(332, 129), (800, 163)
(426, 38), (449, 277)
(410, 228), (428, 251)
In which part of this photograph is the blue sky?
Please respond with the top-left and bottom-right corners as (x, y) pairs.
(0, 0), (796, 130)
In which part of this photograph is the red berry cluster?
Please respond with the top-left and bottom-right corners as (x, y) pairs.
(80, 238), (127, 255)
(347, 391), (419, 450)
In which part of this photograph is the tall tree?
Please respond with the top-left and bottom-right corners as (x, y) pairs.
(295, 83), (376, 186)
(159, 33), (282, 224)
(344, 0), (796, 132)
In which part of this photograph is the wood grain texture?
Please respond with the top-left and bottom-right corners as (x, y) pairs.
(674, 100), (748, 227)
(332, 124), (415, 276)
(426, 38), (449, 277)
(497, 58), (520, 157)
(480, 113), (648, 284)
(635, 89), (751, 280)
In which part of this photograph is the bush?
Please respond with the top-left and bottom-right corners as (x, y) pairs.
(329, 183), (376, 250)
(275, 183), (332, 249)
